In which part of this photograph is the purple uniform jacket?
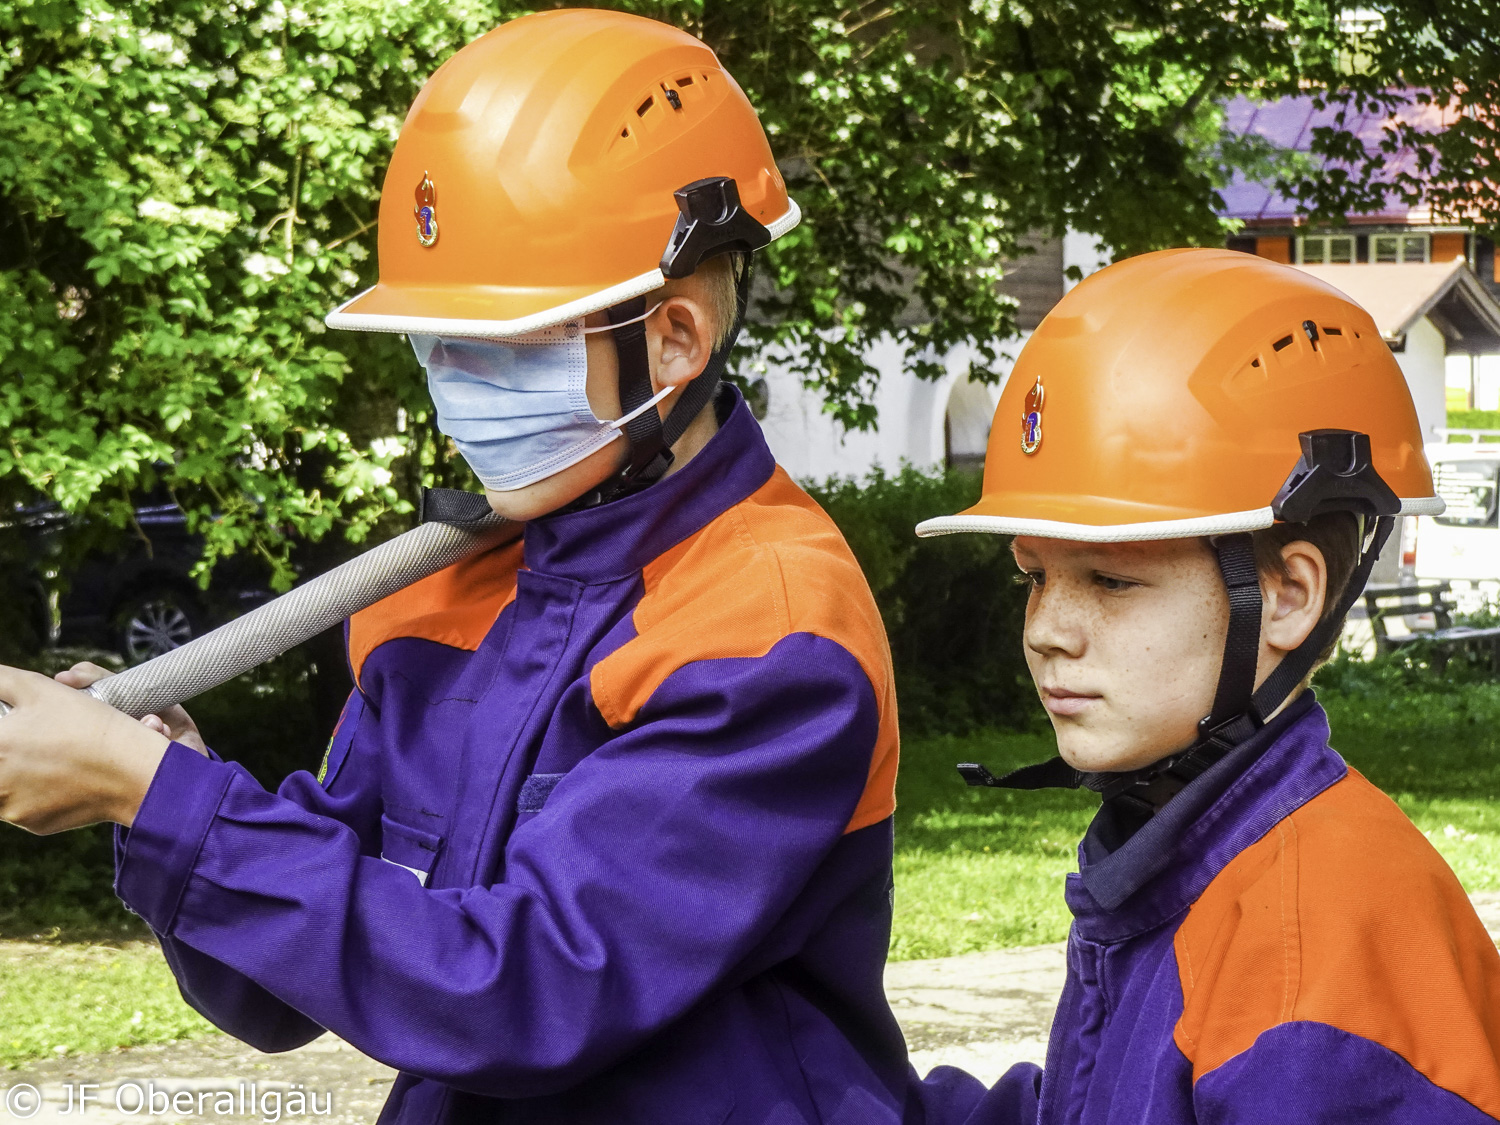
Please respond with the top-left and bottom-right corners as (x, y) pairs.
(112, 391), (980, 1124)
(966, 692), (1500, 1125)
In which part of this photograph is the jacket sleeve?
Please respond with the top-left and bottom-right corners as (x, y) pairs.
(115, 691), (382, 1052)
(914, 1062), (1042, 1125)
(1192, 1022), (1499, 1124)
(112, 632), (878, 1097)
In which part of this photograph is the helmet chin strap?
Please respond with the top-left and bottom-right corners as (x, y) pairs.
(561, 256), (753, 512)
(559, 177), (767, 512)
(959, 514), (1396, 815)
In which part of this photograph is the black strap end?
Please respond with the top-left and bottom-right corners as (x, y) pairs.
(957, 763), (1000, 787)
(420, 487), (496, 526)
(959, 756), (1084, 792)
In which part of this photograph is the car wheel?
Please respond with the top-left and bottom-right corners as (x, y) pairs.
(115, 591), (200, 663)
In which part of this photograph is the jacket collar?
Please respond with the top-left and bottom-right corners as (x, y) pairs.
(1064, 692), (1346, 942)
(522, 386), (775, 584)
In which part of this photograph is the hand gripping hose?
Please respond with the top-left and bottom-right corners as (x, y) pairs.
(0, 508), (518, 720)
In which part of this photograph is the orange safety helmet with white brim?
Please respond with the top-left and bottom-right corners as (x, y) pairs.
(325, 8), (798, 339)
(921, 249), (1444, 810)
(917, 248), (1441, 544)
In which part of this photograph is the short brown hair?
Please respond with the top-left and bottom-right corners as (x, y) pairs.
(1251, 511), (1362, 669)
(649, 252), (745, 351)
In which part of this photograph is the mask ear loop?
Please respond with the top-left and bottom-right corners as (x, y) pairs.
(608, 382), (677, 431)
(577, 301), (679, 432)
(580, 302), (663, 333)
(570, 301), (678, 435)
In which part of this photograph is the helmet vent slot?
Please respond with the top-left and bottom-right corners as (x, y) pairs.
(1323, 326), (1343, 336)
(1272, 334), (1294, 352)
(637, 96), (655, 116)
(676, 76), (694, 87)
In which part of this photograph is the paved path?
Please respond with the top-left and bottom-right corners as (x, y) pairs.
(8, 893), (1500, 1123)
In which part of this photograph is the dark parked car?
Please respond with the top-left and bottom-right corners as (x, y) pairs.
(1, 498), (277, 663)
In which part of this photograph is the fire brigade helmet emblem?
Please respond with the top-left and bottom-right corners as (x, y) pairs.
(1021, 376), (1044, 454)
(414, 171), (438, 247)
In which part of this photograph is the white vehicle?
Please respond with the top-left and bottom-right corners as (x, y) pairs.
(1410, 430), (1500, 609)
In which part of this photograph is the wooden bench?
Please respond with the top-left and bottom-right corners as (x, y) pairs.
(1363, 581), (1500, 670)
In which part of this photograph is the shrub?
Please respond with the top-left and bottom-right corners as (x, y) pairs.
(807, 465), (1041, 735)
(1446, 410), (1500, 436)
(1317, 623), (1500, 698)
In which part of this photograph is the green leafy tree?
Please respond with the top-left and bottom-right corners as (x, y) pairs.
(1263, 5), (1500, 234)
(1, 0), (497, 588)
(2, 0), (1495, 594)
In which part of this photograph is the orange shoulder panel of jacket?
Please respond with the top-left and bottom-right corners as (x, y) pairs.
(1173, 768), (1500, 1115)
(347, 537), (523, 691)
(589, 467), (898, 835)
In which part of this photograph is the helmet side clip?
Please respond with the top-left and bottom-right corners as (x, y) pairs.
(1272, 429), (1402, 524)
(660, 176), (772, 279)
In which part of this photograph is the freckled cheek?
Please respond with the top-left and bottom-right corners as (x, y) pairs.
(1128, 594), (1224, 720)
(1096, 602), (1202, 700)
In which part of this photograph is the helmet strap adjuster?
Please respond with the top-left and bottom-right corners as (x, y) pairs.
(568, 195), (762, 512)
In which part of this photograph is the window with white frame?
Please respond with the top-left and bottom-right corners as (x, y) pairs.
(1299, 235), (1356, 264)
(1372, 233), (1430, 263)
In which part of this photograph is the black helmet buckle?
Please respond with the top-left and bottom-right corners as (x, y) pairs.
(659, 176), (772, 279)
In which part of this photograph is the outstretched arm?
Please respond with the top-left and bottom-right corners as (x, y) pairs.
(129, 689), (383, 1052)
(0, 663), (380, 1053)
(108, 634), (879, 1097)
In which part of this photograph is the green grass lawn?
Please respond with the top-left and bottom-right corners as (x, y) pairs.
(0, 941), (212, 1070)
(4, 676), (1500, 1069)
(888, 679), (1500, 960)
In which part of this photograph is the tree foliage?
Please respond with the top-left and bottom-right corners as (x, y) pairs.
(1267, 5), (1500, 233)
(1, 1), (1496, 581)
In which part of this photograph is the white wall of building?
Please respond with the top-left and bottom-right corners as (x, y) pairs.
(1395, 316), (1450, 445)
(1062, 231), (1110, 292)
(754, 232), (1118, 484)
(1447, 353), (1500, 412)
(755, 335), (1026, 484)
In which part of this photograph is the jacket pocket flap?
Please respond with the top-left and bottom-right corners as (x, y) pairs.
(380, 814), (443, 887)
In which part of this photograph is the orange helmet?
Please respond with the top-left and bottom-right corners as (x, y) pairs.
(325, 8), (798, 337)
(935, 249), (1445, 816)
(918, 248), (1441, 542)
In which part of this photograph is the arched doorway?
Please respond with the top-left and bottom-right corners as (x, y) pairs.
(944, 376), (995, 472)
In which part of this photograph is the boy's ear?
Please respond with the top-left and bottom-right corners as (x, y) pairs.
(648, 296), (712, 391)
(1262, 540), (1328, 654)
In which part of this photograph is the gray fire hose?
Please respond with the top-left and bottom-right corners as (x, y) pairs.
(0, 512), (519, 720)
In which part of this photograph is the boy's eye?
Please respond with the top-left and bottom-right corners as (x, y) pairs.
(1094, 573), (1136, 592)
(1013, 570), (1045, 590)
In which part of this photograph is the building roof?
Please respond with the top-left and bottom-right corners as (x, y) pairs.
(1293, 259), (1500, 353)
(1219, 94), (1451, 225)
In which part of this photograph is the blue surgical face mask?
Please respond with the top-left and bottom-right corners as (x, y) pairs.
(410, 311), (670, 492)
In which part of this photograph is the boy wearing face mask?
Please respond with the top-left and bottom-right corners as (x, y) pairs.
(0, 12), (971, 1125)
(921, 249), (1500, 1124)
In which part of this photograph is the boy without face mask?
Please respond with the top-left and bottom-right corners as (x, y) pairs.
(919, 248), (1500, 1125)
(1011, 531), (1333, 774)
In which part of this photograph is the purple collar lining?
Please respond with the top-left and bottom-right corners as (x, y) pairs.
(1065, 695), (1347, 943)
(521, 386), (776, 584)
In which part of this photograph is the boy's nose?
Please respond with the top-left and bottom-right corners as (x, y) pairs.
(1023, 584), (1087, 658)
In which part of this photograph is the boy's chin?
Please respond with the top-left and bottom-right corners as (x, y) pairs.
(1054, 728), (1188, 776)
(481, 444), (629, 521)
